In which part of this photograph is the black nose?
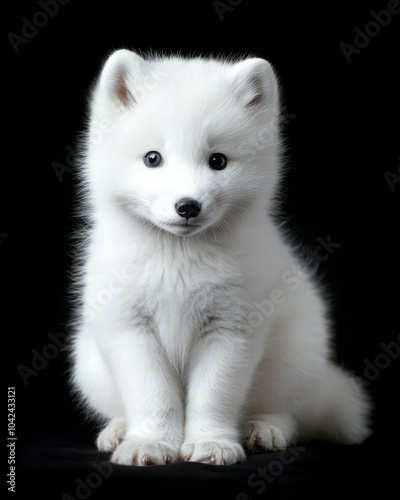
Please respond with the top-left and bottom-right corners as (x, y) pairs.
(175, 198), (201, 219)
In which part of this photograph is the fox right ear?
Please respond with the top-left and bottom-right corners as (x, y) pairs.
(96, 49), (146, 109)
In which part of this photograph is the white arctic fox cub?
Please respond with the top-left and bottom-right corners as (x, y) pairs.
(71, 49), (371, 466)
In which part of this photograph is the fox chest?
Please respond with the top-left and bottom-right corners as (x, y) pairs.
(128, 255), (244, 362)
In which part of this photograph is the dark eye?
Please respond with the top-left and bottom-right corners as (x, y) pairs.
(144, 151), (162, 167)
(209, 153), (227, 170)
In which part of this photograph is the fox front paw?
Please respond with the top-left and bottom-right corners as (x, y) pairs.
(181, 439), (246, 465)
(111, 437), (179, 466)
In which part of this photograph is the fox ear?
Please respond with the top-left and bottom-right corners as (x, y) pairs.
(96, 49), (146, 109)
(231, 58), (278, 110)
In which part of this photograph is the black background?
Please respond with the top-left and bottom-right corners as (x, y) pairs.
(3, 0), (400, 499)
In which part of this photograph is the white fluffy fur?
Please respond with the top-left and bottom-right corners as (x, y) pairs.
(70, 49), (372, 466)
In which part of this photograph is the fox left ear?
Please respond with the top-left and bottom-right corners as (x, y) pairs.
(95, 49), (148, 110)
(231, 58), (279, 110)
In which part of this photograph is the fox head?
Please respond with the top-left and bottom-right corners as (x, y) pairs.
(83, 49), (282, 237)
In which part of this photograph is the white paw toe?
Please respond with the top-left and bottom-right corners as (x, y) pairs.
(96, 418), (126, 452)
(246, 422), (288, 451)
(111, 438), (178, 466)
(181, 439), (246, 465)
(245, 415), (296, 452)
